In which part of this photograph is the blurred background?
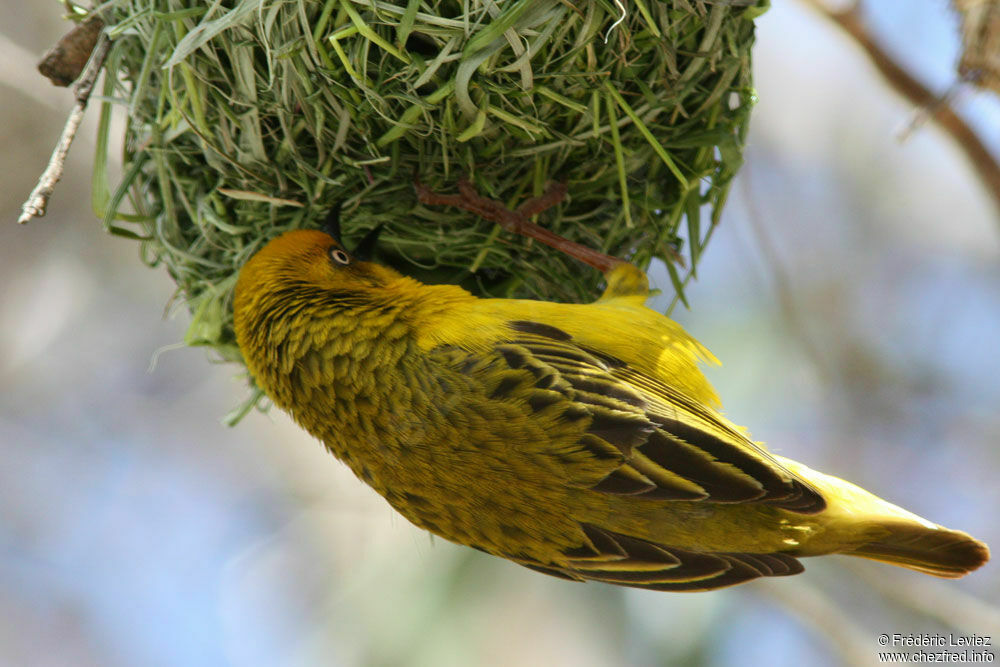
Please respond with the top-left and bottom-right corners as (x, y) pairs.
(1, 1), (998, 665)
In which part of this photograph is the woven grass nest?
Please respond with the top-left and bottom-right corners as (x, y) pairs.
(89, 0), (764, 411)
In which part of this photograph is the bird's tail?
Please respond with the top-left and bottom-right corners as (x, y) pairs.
(846, 521), (989, 578)
(772, 455), (990, 578)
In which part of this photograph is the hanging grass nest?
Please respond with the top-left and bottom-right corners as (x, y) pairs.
(87, 0), (765, 390)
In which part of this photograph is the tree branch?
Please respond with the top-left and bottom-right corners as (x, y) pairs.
(18, 30), (110, 224)
(804, 0), (1000, 216)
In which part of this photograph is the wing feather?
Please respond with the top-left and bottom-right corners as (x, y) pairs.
(488, 323), (825, 514)
(511, 524), (805, 592)
(428, 321), (821, 591)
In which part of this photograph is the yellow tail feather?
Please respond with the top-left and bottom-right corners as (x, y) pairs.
(771, 455), (989, 577)
(848, 522), (990, 578)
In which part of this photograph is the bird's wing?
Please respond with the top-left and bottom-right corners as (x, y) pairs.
(513, 524), (805, 592)
(480, 323), (826, 514)
(427, 321), (824, 591)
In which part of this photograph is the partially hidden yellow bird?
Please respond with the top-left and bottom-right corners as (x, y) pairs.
(233, 183), (988, 591)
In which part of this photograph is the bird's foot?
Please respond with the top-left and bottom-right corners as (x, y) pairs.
(414, 177), (625, 274)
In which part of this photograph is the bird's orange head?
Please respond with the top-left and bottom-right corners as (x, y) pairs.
(235, 224), (400, 298)
(233, 223), (411, 362)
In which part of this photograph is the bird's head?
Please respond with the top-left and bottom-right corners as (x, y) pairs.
(235, 206), (391, 297)
(233, 208), (474, 392)
(232, 210), (407, 358)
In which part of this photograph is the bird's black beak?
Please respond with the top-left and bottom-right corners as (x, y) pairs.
(322, 206), (343, 245)
(353, 224), (384, 261)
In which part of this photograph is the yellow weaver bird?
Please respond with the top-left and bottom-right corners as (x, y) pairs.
(233, 182), (988, 591)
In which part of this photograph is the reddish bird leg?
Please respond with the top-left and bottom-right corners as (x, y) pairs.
(414, 178), (625, 274)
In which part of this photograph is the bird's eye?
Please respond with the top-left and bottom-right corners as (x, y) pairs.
(329, 248), (351, 266)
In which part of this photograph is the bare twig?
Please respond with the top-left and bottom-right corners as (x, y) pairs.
(18, 30), (111, 224)
(803, 0), (1000, 216)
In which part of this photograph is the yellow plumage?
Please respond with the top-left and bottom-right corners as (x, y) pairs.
(233, 228), (988, 591)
